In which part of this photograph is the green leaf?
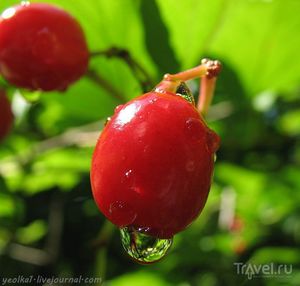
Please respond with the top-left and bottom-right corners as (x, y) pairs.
(157, 0), (300, 95)
(20, 90), (42, 103)
(210, 0), (300, 95)
(140, 0), (180, 75)
(107, 271), (171, 286)
(156, 0), (225, 69)
(250, 247), (300, 264)
(0, 193), (14, 217)
(21, 148), (93, 194)
(277, 109), (300, 136)
(16, 220), (47, 244)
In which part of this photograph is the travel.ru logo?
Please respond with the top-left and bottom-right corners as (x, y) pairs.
(234, 262), (293, 280)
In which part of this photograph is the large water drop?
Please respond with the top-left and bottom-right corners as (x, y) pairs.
(120, 227), (173, 264)
(205, 129), (220, 153)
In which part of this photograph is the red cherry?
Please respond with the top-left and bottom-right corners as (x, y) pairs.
(0, 3), (89, 91)
(0, 89), (13, 141)
(91, 91), (220, 239)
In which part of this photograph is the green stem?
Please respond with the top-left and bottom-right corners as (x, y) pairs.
(90, 47), (153, 92)
(85, 69), (125, 102)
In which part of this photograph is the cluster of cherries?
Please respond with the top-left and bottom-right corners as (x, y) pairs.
(0, 2), (221, 263)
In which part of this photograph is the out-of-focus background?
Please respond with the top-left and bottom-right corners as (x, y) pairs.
(0, 0), (300, 285)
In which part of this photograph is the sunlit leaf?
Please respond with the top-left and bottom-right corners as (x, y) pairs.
(157, 0), (300, 95)
(16, 220), (47, 244)
(108, 271), (170, 286)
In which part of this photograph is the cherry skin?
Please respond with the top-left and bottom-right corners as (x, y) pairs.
(91, 91), (220, 239)
(0, 89), (13, 141)
(0, 3), (89, 91)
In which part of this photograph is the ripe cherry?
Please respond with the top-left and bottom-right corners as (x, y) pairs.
(91, 60), (221, 240)
(0, 3), (89, 91)
(0, 89), (13, 141)
(91, 91), (219, 239)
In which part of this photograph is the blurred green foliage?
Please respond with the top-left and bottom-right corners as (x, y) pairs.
(0, 0), (300, 285)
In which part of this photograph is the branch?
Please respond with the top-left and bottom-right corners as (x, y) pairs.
(7, 243), (50, 266)
(90, 47), (153, 92)
(86, 69), (126, 102)
(0, 121), (103, 175)
(7, 194), (64, 266)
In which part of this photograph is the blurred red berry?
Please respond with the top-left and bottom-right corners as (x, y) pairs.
(0, 89), (13, 141)
(0, 2), (89, 91)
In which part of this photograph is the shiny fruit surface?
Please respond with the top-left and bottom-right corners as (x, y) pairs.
(0, 90), (13, 141)
(0, 3), (89, 91)
(91, 91), (220, 239)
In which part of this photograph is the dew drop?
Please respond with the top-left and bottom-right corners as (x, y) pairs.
(186, 160), (195, 172)
(32, 28), (57, 63)
(109, 201), (136, 227)
(149, 97), (158, 104)
(21, 1), (30, 7)
(104, 117), (111, 126)
(185, 118), (204, 141)
(114, 104), (124, 113)
(120, 227), (173, 264)
(206, 129), (220, 153)
(125, 169), (133, 178)
(123, 169), (135, 185)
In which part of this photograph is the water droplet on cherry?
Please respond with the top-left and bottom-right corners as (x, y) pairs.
(114, 104), (124, 113)
(104, 117), (111, 126)
(120, 227), (173, 264)
(206, 129), (220, 153)
(21, 1), (30, 7)
(214, 153), (217, 162)
(185, 118), (204, 141)
(32, 28), (57, 64)
(125, 169), (133, 178)
(186, 160), (195, 172)
(149, 97), (158, 104)
(109, 201), (136, 227)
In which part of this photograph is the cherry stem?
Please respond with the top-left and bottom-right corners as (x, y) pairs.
(155, 58), (221, 116)
(90, 47), (153, 92)
(86, 69), (126, 102)
(198, 76), (217, 117)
